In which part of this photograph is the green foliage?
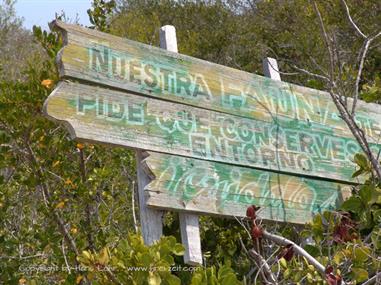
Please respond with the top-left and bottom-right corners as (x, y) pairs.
(0, 7), (136, 284)
(110, 1), (244, 68)
(190, 261), (241, 285)
(342, 155), (381, 233)
(32, 25), (63, 59)
(77, 234), (185, 284)
(88, 0), (116, 31)
(352, 153), (372, 178)
(2, 0), (381, 284)
(361, 74), (381, 104)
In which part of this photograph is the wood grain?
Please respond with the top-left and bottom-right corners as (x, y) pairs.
(52, 20), (381, 146)
(157, 24), (203, 266)
(44, 80), (379, 183)
(144, 152), (352, 224)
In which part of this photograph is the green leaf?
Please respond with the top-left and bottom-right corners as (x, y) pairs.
(190, 273), (203, 285)
(371, 228), (381, 250)
(354, 153), (368, 169)
(148, 272), (161, 285)
(172, 244), (184, 256)
(303, 244), (320, 257)
(279, 257), (288, 269)
(351, 267), (369, 283)
(341, 197), (363, 213)
(333, 251), (344, 265)
(352, 168), (364, 178)
(372, 209), (381, 224)
(353, 246), (370, 263)
(359, 184), (376, 204)
(220, 273), (239, 284)
(165, 274), (181, 285)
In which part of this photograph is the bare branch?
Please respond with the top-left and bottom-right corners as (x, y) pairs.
(79, 148), (95, 251)
(249, 248), (278, 285)
(132, 181), (138, 233)
(0, 254), (47, 260)
(312, 0), (335, 84)
(62, 239), (71, 274)
(340, 0), (367, 38)
(370, 31), (381, 41)
(291, 64), (330, 82)
(352, 39), (371, 115)
(262, 230), (325, 274)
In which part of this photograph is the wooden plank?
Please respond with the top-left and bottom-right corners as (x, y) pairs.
(44, 81), (378, 181)
(136, 151), (163, 245)
(51, 20), (381, 147)
(143, 152), (352, 224)
(44, 80), (381, 183)
(158, 24), (202, 266)
(159, 25), (178, 53)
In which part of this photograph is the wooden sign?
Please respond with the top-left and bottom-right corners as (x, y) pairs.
(144, 152), (351, 224)
(44, 80), (381, 183)
(49, 20), (381, 183)
(43, 21), (377, 226)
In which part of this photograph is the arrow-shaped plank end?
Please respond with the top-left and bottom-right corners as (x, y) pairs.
(42, 81), (78, 139)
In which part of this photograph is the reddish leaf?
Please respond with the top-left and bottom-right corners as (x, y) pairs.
(246, 205), (260, 219)
(333, 212), (357, 243)
(251, 225), (263, 239)
(326, 273), (342, 285)
(325, 265), (334, 274)
(278, 244), (294, 261)
(325, 266), (342, 285)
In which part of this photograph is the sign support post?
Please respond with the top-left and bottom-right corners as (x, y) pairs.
(136, 151), (163, 245)
(159, 25), (203, 266)
(263, 57), (281, 81)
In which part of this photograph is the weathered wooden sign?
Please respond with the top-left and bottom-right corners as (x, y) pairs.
(45, 80), (381, 184)
(44, 21), (378, 227)
(49, 20), (381, 184)
(144, 152), (351, 224)
(44, 81), (352, 223)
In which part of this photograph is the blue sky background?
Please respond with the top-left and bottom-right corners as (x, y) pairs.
(15, 0), (92, 30)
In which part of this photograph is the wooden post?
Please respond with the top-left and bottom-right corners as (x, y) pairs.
(263, 57), (281, 81)
(159, 25), (203, 265)
(136, 151), (163, 245)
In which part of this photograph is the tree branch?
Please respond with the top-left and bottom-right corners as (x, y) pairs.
(262, 230), (326, 275)
(340, 0), (367, 39)
(79, 148), (95, 251)
(249, 248), (278, 285)
(312, 0), (335, 84)
(291, 64), (330, 82)
(352, 39), (371, 114)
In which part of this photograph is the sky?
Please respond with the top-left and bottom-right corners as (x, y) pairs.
(14, 0), (92, 30)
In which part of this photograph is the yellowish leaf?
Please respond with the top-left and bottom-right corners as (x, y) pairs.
(76, 143), (85, 150)
(41, 79), (54, 89)
(55, 201), (65, 209)
(76, 275), (83, 284)
(98, 247), (110, 265)
(82, 250), (92, 261)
